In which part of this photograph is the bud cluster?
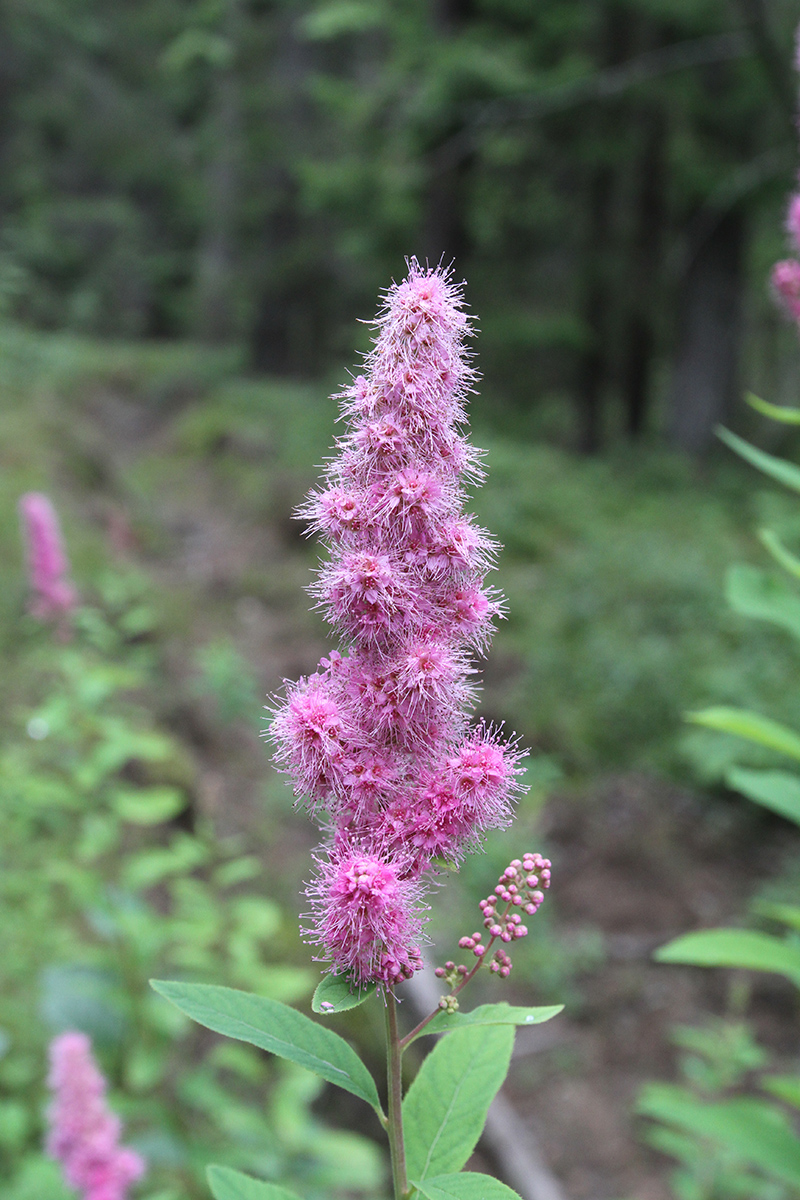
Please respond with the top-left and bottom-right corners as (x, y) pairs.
(435, 853), (550, 992)
(270, 262), (527, 987)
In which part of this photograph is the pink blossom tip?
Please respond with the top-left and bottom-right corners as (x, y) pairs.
(46, 1032), (145, 1200)
(18, 493), (77, 622)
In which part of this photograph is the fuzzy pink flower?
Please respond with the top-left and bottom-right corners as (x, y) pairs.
(772, 259), (800, 322)
(269, 260), (528, 987)
(307, 850), (424, 985)
(788, 193), (800, 254)
(18, 493), (77, 622)
(46, 1032), (145, 1200)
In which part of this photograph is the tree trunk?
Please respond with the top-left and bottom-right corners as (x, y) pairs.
(574, 2), (632, 453)
(622, 105), (666, 438)
(576, 162), (614, 453)
(194, 0), (241, 343)
(669, 208), (745, 455)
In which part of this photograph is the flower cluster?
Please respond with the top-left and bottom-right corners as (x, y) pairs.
(18, 492), (77, 624)
(771, 36), (800, 330)
(435, 854), (551, 993)
(270, 261), (527, 987)
(46, 1032), (145, 1200)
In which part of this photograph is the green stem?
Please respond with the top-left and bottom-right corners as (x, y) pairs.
(384, 990), (409, 1199)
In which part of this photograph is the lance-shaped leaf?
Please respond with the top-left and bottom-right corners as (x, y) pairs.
(404, 1024), (514, 1181)
(760, 529), (800, 582)
(761, 1075), (800, 1110)
(151, 981), (382, 1113)
(312, 972), (375, 1014)
(752, 900), (800, 932)
(638, 1084), (800, 1189)
(407, 1002), (562, 1044)
(655, 929), (800, 988)
(686, 707), (800, 762)
(717, 427), (800, 495)
(745, 393), (800, 424)
(726, 564), (800, 642)
(727, 766), (800, 827)
(412, 1172), (522, 1200)
(208, 1166), (303, 1200)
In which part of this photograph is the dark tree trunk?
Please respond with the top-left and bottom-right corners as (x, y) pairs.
(422, 155), (472, 267)
(248, 11), (329, 376)
(669, 208), (746, 455)
(420, 0), (474, 267)
(574, 2), (632, 453)
(622, 105), (666, 438)
(194, 0), (241, 343)
(576, 163), (614, 453)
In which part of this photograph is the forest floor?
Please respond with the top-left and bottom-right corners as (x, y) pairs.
(14, 339), (800, 1200)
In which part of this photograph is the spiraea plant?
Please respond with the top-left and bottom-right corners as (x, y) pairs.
(153, 262), (561, 1200)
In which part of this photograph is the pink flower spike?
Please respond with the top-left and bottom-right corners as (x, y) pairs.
(46, 1032), (145, 1200)
(772, 259), (800, 322)
(266, 261), (537, 986)
(788, 194), (800, 254)
(18, 493), (77, 624)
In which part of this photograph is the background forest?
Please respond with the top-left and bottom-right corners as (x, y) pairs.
(4, 1), (800, 1199)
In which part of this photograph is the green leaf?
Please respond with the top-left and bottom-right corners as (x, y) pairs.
(311, 972), (375, 1014)
(638, 1083), (800, 1188)
(727, 766), (800, 826)
(404, 1025), (514, 1181)
(752, 900), (800, 932)
(150, 981), (382, 1113)
(759, 529), (800, 582)
(301, 2), (385, 41)
(412, 1172), (522, 1200)
(655, 929), (800, 987)
(761, 1074), (800, 1109)
(207, 1166), (303, 1200)
(745, 393), (800, 424)
(685, 707), (800, 761)
(717, 427), (800, 495)
(408, 1002), (563, 1043)
(726, 563), (800, 641)
(112, 786), (187, 825)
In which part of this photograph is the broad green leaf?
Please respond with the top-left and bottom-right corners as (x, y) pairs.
(408, 1002), (563, 1043)
(638, 1083), (800, 1188)
(717, 427), (800, 495)
(727, 766), (800, 826)
(726, 564), (800, 642)
(112, 786), (187, 825)
(760, 529), (800, 582)
(745, 393), (800, 424)
(412, 1172), (522, 1200)
(404, 1024), (513, 1181)
(761, 1075), (800, 1109)
(151, 981), (382, 1113)
(752, 900), (800, 932)
(655, 929), (800, 987)
(686, 707), (800, 762)
(312, 972), (375, 1014)
(207, 1165), (303, 1200)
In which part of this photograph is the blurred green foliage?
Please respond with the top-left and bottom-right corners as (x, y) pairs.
(638, 410), (800, 1200)
(0, 583), (383, 1196)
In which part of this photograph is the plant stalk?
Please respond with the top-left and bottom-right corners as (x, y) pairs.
(384, 990), (409, 1199)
